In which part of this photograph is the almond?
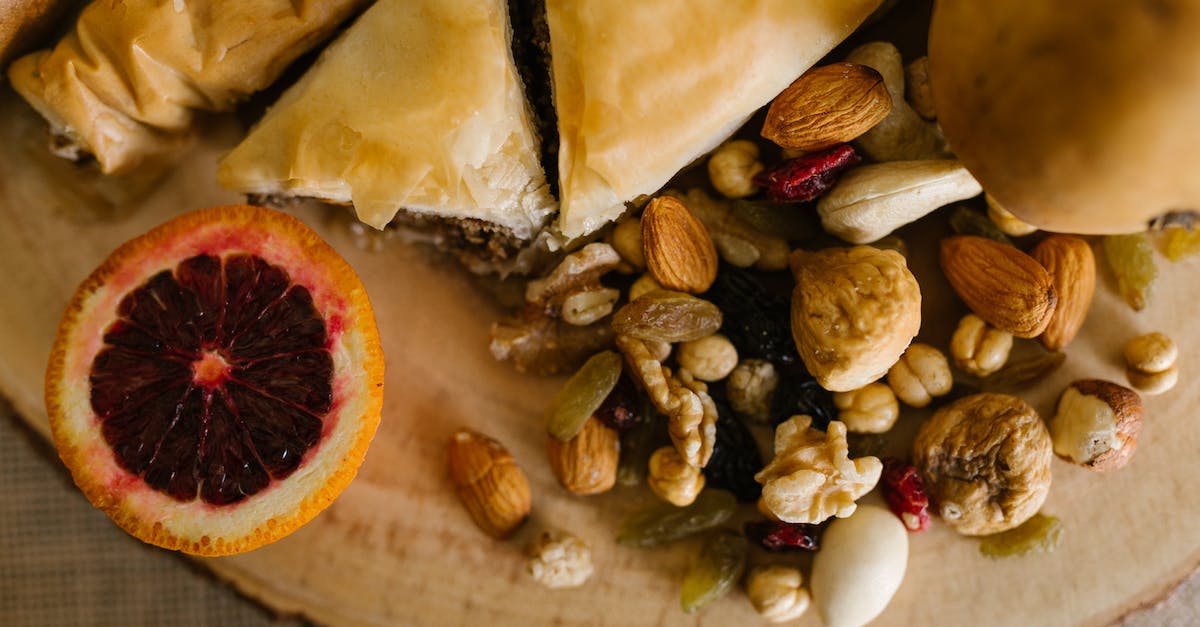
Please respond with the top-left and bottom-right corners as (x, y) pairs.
(940, 236), (1058, 338)
(642, 195), (718, 293)
(547, 417), (620, 495)
(761, 63), (892, 152)
(1031, 235), (1096, 350)
(447, 430), (532, 539)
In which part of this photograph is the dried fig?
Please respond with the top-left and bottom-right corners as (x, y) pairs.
(912, 393), (1052, 535)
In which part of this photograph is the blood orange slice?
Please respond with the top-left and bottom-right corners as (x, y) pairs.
(44, 205), (384, 556)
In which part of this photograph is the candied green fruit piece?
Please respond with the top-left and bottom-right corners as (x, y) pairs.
(981, 352), (1066, 392)
(949, 206), (1012, 245)
(545, 351), (623, 441)
(1102, 233), (1157, 311)
(617, 490), (737, 547)
(980, 513), (1063, 558)
(731, 199), (823, 241)
(610, 290), (722, 343)
(680, 530), (749, 613)
(1163, 227), (1200, 261)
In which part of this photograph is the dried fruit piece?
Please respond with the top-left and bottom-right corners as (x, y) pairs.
(611, 290), (723, 343)
(448, 430), (533, 539)
(979, 513), (1064, 558)
(489, 306), (615, 376)
(594, 374), (640, 432)
(1102, 233), (1157, 311)
(680, 530), (749, 614)
(46, 205), (384, 556)
(846, 433), (888, 459)
(1163, 227), (1200, 261)
(881, 459), (931, 532)
(703, 266), (798, 366)
(545, 351), (623, 441)
(754, 145), (861, 203)
(702, 402), (764, 502)
(981, 351), (1067, 392)
(761, 63), (892, 152)
(617, 489), (738, 547)
(949, 205), (1011, 244)
(617, 399), (663, 487)
(744, 521), (821, 552)
(732, 199), (824, 242)
(641, 195), (719, 293)
(772, 373), (838, 431)
(913, 393), (1052, 536)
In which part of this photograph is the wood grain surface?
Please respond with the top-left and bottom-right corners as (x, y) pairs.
(0, 86), (1197, 626)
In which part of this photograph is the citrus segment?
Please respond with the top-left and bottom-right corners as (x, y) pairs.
(45, 205), (384, 556)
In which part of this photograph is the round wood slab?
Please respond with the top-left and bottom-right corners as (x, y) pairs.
(0, 88), (1196, 626)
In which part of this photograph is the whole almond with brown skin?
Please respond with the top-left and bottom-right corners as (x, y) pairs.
(642, 196), (719, 293)
(447, 430), (532, 539)
(940, 235), (1058, 338)
(547, 417), (620, 495)
(1031, 235), (1096, 350)
(762, 62), (892, 152)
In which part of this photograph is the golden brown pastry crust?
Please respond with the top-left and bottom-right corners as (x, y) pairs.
(7, 0), (368, 173)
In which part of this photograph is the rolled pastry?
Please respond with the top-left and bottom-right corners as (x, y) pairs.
(7, 0), (369, 173)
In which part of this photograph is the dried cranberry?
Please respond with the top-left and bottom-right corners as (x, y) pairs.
(702, 400), (763, 502)
(703, 266), (797, 366)
(881, 458), (931, 532)
(744, 521), (821, 552)
(594, 374), (640, 432)
(754, 145), (861, 203)
(771, 370), (837, 431)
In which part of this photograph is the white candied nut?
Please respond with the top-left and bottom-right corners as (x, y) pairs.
(810, 505), (908, 627)
(676, 334), (739, 382)
(832, 383), (900, 434)
(746, 565), (812, 623)
(845, 41), (949, 161)
(949, 313), (1014, 377)
(887, 343), (953, 408)
(526, 530), (594, 589)
(817, 160), (983, 244)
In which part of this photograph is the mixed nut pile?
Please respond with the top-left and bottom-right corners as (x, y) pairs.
(446, 40), (1189, 624)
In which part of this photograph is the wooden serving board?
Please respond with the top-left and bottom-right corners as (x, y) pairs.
(1, 85), (1198, 626)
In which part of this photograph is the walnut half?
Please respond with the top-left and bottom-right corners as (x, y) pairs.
(912, 393), (1053, 536)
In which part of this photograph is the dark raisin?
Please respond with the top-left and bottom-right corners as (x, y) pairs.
(702, 399), (763, 502)
(744, 520), (821, 552)
(703, 266), (797, 366)
(771, 369), (837, 431)
(594, 374), (640, 432)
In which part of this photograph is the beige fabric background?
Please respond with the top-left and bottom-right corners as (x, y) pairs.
(1, 399), (1195, 625)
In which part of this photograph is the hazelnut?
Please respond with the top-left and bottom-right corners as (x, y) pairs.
(886, 343), (952, 408)
(949, 313), (1013, 377)
(707, 140), (763, 199)
(912, 393), (1053, 536)
(647, 446), (705, 506)
(727, 359), (779, 423)
(833, 383), (900, 434)
(676, 334), (739, 382)
(746, 565), (811, 623)
(526, 531), (594, 589)
(1124, 332), (1179, 395)
(1048, 380), (1143, 471)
